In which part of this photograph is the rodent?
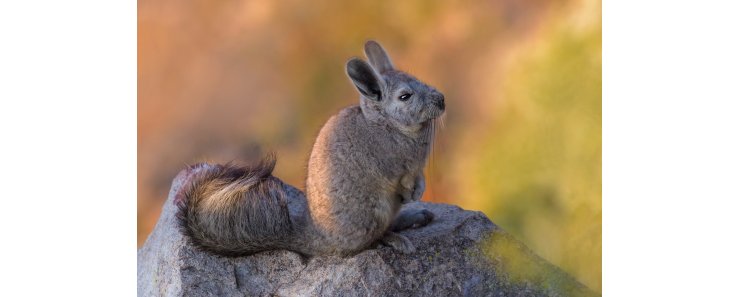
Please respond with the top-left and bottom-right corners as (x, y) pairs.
(175, 40), (446, 257)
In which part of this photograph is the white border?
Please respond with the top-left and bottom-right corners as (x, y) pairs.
(0, 1), (136, 296)
(604, 0), (740, 295)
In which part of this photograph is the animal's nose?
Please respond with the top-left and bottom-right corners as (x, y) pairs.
(432, 93), (445, 110)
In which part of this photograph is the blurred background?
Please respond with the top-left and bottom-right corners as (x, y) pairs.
(138, 0), (601, 292)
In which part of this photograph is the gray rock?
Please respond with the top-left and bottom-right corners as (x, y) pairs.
(138, 173), (598, 297)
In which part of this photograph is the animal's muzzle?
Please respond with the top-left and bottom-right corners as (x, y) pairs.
(431, 93), (445, 110)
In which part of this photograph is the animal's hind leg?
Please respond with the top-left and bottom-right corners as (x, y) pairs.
(391, 208), (434, 232)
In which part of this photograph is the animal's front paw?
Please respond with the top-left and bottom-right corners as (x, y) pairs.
(411, 183), (424, 202)
(381, 232), (416, 254)
(411, 174), (426, 202)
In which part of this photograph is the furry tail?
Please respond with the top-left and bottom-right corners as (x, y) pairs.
(175, 154), (296, 256)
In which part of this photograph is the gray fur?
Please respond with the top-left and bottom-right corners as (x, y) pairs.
(177, 40), (445, 257)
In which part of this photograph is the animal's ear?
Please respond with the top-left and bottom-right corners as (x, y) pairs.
(346, 58), (383, 101)
(364, 40), (394, 74)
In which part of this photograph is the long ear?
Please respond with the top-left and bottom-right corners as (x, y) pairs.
(364, 40), (394, 74)
(346, 58), (383, 101)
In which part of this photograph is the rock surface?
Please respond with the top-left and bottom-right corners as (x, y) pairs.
(138, 172), (598, 297)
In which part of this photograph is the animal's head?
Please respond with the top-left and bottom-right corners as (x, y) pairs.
(346, 40), (445, 132)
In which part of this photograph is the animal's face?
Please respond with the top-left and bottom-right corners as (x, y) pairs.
(346, 40), (445, 130)
(378, 71), (445, 127)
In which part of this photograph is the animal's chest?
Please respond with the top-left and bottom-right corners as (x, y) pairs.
(372, 139), (426, 178)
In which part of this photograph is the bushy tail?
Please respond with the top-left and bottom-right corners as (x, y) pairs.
(175, 154), (296, 257)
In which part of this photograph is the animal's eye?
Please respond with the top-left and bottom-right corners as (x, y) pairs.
(399, 93), (412, 101)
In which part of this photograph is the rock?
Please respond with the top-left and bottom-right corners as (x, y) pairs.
(138, 171), (598, 297)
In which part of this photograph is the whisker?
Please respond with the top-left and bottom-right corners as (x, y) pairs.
(426, 117), (439, 201)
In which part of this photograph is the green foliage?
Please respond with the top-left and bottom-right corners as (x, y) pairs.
(485, 232), (600, 297)
(461, 8), (602, 291)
